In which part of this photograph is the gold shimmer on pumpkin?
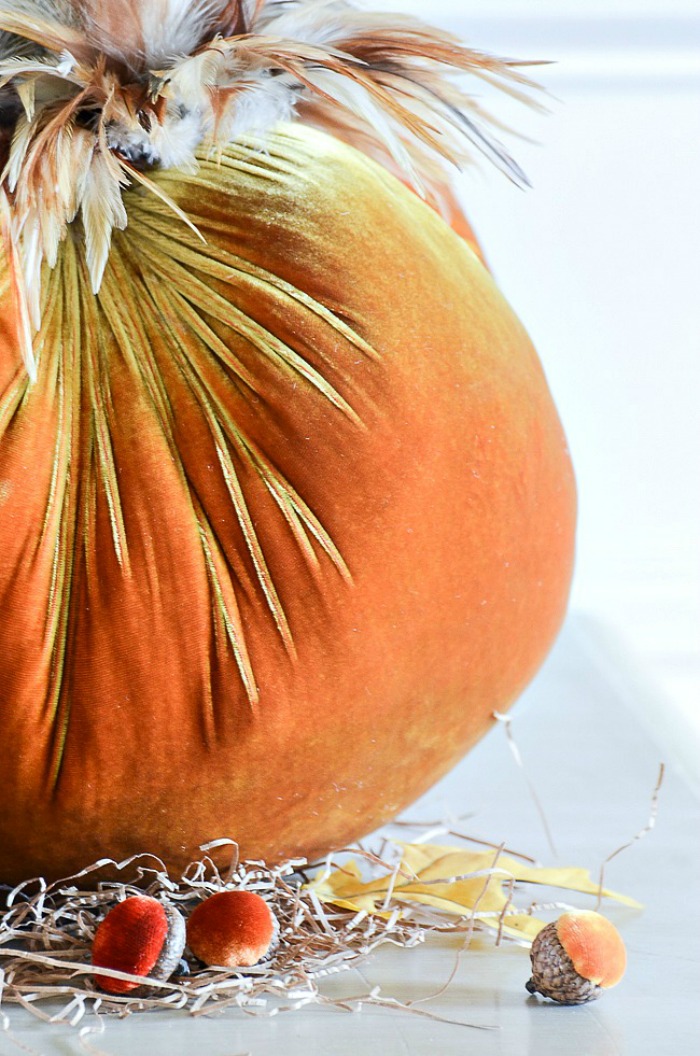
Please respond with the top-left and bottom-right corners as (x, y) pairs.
(0, 125), (576, 882)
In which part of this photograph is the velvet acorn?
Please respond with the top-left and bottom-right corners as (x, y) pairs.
(526, 911), (627, 1005)
(187, 891), (278, 968)
(91, 896), (186, 994)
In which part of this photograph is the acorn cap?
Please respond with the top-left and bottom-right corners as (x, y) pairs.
(526, 911), (627, 1005)
(92, 895), (186, 995)
(187, 890), (278, 968)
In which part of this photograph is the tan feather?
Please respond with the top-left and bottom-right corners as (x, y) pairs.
(0, 183), (34, 377)
(80, 148), (128, 293)
(0, 6), (93, 60)
(0, 0), (544, 369)
(210, 0), (254, 36)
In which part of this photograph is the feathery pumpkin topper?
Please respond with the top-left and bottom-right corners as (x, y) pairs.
(0, 0), (540, 377)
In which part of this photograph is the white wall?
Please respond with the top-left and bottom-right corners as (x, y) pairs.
(368, 1), (700, 16)
(371, 2), (700, 746)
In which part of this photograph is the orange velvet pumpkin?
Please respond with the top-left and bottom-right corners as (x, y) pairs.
(0, 124), (575, 882)
(0, 1), (575, 884)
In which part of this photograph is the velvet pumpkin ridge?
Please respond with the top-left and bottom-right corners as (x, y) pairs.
(0, 133), (393, 786)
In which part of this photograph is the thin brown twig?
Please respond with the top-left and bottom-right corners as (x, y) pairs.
(390, 819), (538, 864)
(493, 711), (558, 857)
(595, 763), (665, 911)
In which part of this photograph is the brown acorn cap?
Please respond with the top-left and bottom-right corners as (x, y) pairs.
(92, 895), (186, 995)
(187, 890), (278, 968)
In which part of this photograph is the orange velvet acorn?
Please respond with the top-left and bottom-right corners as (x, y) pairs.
(526, 911), (627, 1004)
(187, 891), (278, 968)
(92, 896), (186, 994)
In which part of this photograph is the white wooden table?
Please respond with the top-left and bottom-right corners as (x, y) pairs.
(3, 614), (699, 1055)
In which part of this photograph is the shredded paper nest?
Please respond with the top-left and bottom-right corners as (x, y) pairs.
(0, 825), (642, 1032)
(0, 721), (662, 1041)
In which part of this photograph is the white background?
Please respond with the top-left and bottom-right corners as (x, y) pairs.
(367, 2), (700, 762)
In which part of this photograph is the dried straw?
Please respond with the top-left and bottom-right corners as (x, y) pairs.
(0, 838), (500, 1028)
(1, 724), (657, 1031)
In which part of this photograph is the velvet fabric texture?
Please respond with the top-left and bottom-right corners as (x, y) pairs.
(0, 125), (576, 882)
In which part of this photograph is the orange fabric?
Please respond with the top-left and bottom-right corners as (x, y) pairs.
(187, 892), (275, 967)
(0, 125), (575, 882)
(556, 912), (627, 989)
(404, 179), (488, 267)
(92, 897), (168, 994)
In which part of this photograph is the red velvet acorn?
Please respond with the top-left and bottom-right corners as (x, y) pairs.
(187, 891), (278, 968)
(92, 896), (186, 994)
(526, 910), (627, 1004)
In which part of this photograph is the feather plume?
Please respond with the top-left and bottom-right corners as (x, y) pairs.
(0, 183), (35, 377)
(0, 0), (544, 374)
(80, 147), (128, 292)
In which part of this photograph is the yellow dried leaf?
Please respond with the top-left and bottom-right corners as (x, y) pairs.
(308, 842), (640, 943)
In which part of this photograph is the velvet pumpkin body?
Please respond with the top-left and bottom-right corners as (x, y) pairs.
(0, 124), (575, 883)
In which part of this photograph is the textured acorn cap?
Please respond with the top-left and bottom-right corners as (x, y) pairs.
(187, 890), (277, 968)
(92, 895), (186, 994)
